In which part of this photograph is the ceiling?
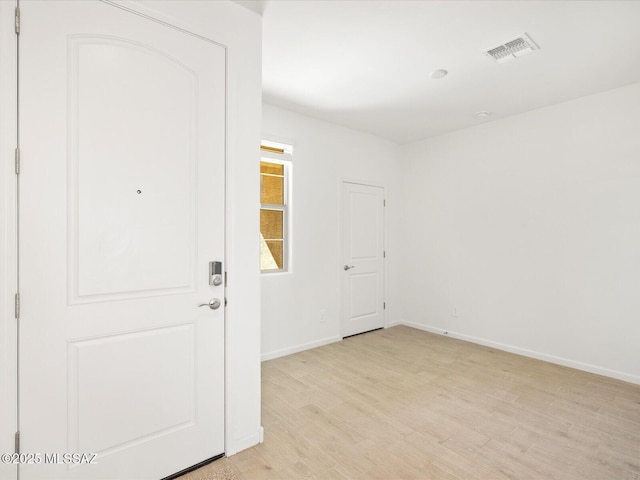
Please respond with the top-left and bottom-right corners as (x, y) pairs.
(238, 0), (640, 144)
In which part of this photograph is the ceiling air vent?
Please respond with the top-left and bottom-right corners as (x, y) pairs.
(484, 33), (539, 63)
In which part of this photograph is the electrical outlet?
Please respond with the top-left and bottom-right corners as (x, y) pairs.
(451, 306), (459, 317)
(320, 310), (327, 323)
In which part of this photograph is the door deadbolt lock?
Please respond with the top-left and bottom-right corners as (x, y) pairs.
(199, 298), (221, 310)
(209, 261), (223, 286)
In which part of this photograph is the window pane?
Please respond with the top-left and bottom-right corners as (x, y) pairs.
(263, 240), (283, 270)
(261, 174), (284, 205)
(260, 155), (290, 272)
(260, 209), (283, 240)
(260, 161), (284, 175)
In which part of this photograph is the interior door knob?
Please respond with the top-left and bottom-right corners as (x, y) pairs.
(199, 298), (221, 310)
(344, 265), (355, 271)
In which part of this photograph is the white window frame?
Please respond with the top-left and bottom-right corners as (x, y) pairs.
(260, 147), (292, 273)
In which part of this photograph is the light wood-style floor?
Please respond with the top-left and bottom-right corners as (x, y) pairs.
(181, 325), (640, 480)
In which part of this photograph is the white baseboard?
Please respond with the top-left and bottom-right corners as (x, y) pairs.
(226, 427), (263, 456)
(261, 336), (341, 362)
(384, 319), (402, 328)
(401, 321), (640, 386)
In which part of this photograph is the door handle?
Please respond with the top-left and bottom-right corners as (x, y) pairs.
(344, 265), (355, 271)
(198, 298), (221, 310)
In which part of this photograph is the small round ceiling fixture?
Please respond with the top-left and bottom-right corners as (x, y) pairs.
(475, 111), (491, 119)
(430, 69), (448, 79)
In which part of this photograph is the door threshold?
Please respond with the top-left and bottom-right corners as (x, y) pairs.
(343, 327), (382, 339)
(161, 453), (225, 480)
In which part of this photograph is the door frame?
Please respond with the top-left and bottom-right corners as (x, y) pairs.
(0, 2), (18, 478)
(340, 179), (387, 338)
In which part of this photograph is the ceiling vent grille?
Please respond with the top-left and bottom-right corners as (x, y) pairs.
(484, 33), (539, 63)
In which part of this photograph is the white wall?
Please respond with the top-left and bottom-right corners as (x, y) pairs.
(0, 0), (262, 467)
(400, 82), (640, 384)
(261, 104), (401, 360)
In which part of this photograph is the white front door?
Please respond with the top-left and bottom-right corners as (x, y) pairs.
(19, 2), (225, 479)
(341, 182), (385, 337)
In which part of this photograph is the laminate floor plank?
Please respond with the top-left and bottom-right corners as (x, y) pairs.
(181, 326), (640, 480)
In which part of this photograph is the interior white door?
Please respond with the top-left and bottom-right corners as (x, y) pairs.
(341, 182), (385, 337)
(19, 2), (225, 479)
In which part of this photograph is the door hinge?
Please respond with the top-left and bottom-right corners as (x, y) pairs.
(383, 251), (386, 258)
(383, 199), (386, 207)
(14, 293), (20, 320)
(15, 148), (20, 175)
(224, 271), (227, 288)
(383, 302), (386, 310)
(14, 431), (20, 454)
(15, 7), (20, 35)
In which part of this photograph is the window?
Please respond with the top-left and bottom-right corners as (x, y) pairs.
(260, 143), (292, 272)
